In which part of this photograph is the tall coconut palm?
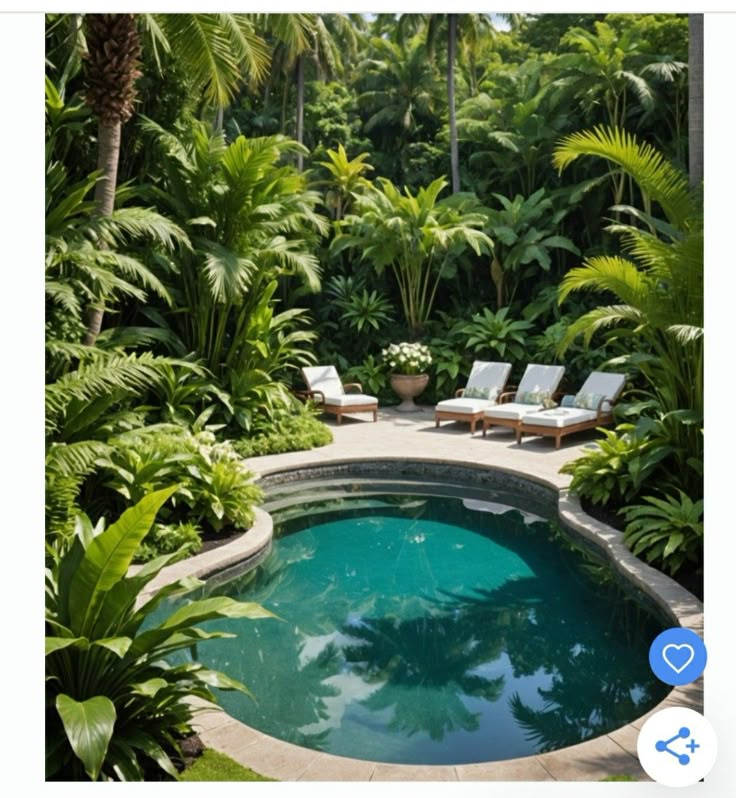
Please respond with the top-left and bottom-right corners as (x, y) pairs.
(398, 13), (493, 193)
(264, 14), (360, 171)
(80, 14), (142, 345)
(358, 36), (438, 151)
(688, 14), (703, 187)
(76, 13), (270, 344)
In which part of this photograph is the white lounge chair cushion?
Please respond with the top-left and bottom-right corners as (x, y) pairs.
(465, 361), (512, 393)
(302, 365), (345, 397)
(435, 397), (498, 414)
(484, 402), (544, 421)
(323, 393), (377, 407)
(516, 364), (565, 396)
(521, 407), (598, 428)
(573, 372), (626, 411)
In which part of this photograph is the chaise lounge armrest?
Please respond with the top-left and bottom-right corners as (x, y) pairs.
(295, 388), (326, 403)
(595, 396), (617, 422)
(498, 386), (519, 403)
(343, 382), (363, 393)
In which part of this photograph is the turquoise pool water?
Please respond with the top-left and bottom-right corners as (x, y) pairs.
(180, 491), (669, 765)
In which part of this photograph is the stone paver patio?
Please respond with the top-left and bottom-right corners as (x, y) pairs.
(152, 407), (704, 781)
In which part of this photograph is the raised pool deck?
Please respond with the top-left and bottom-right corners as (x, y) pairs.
(166, 407), (703, 782)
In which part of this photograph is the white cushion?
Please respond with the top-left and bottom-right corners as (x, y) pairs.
(323, 393), (377, 407)
(484, 402), (544, 421)
(465, 361), (512, 392)
(521, 407), (598, 428)
(302, 365), (344, 397)
(516, 364), (565, 396)
(578, 372), (626, 401)
(435, 397), (498, 415)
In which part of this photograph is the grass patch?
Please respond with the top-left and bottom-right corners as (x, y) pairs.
(233, 410), (333, 458)
(600, 774), (637, 782)
(179, 749), (275, 781)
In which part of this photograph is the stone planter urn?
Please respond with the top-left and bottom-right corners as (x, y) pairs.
(390, 373), (429, 412)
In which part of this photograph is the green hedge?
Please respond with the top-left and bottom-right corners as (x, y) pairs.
(233, 412), (333, 458)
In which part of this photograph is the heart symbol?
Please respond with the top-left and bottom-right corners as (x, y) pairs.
(662, 643), (695, 674)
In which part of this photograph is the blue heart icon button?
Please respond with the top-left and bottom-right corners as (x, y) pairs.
(650, 628), (706, 685)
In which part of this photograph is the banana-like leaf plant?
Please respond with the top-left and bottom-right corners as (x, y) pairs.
(46, 487), (274, 781)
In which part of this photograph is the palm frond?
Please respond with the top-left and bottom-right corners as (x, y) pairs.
(558, 255), (648, 308)
(46, 440), (112, 478)
(553, 126), (693, 226)
(200, 241), (256, 303)
(559, 305), (647, 352)
(45, 352), (175, 433)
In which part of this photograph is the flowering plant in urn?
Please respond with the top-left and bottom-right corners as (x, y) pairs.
(383, 343), (432, 411)
(382, 342), (432, 375)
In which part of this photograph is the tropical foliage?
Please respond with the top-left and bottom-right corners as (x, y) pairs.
(43, 12), (702, 780)
(45, 489), (274, 781)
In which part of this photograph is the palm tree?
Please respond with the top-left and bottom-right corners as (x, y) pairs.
(550, 21), (661, 210)
(74, 13), (270, 344)
(142, 120), (328, 375)
(358, 36), (438, 150)
(332, 177), (492, 335)
(554, 127), (703, 455)
(264, 14), (361, 171)
(45, 77), (188, 366)
(688, 15), (704, 187)
(398, 13), (493, 193)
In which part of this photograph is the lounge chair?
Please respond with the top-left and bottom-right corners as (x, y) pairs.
(481, 364), (565, 438)
(299, 366), (378, 424)
(516, 371), (626, 448)
(434, 361), (512, 434)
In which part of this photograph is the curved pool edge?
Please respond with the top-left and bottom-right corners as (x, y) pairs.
(133, 507), (273, 605)
(150, 455), (703, 781)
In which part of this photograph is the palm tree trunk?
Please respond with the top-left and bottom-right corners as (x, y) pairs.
(688, 14), (704, 187)
(447, 14), (460, 194)
(296, 54), (305, 172)
(83, 120), (121, 346)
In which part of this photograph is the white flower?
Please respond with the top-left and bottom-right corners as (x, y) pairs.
(390, 360), (396, 367)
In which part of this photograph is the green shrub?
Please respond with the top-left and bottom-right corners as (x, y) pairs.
(344, 354), (388, 396)
(45, 489), (274, 781)
(233, 412), (333, 458)
(98, 427), (263, 534)
(560, 424), (673, 508)
(622, 490), (703, 576)
(134, 521), (203, 564)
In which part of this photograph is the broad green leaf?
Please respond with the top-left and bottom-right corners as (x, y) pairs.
(161, 597), (276, 629)
(130, 678), (169, 698)
(92, 636), (133, 657)
(194, 667), (253, 697)
(56, 694), (116, 781)
(46, 636), (88, 655)
(69, 486), (178, 636)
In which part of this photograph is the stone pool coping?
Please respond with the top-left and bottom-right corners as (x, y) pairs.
(144, 411), (705, 781)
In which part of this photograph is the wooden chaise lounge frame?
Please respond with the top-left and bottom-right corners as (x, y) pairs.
(297, 368), (377, 424)
(434, 361), (512, 435)
(481, 389), (564, 437)
(434, 386), (503, 435)
(515, 397), (617, 449)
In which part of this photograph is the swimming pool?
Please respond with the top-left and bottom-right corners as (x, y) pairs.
(179, 472), (670, 766)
